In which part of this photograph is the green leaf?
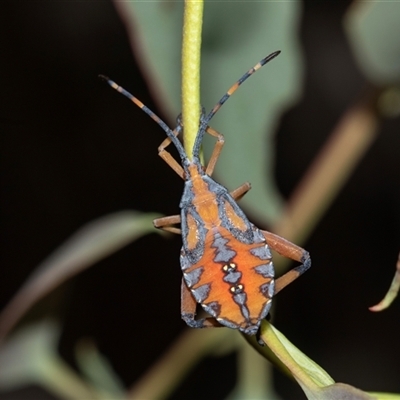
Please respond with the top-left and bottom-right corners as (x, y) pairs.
(128, 328), (230, 399)
(369, 393), (400, 400)
(318, 383), (375, 400)
(75, 339), (125, 397)
(249, 320), (380, 400)
(0, 321), (102, 399)
(114, 1), (304, 225)
(369, 252), (400, 312)
(227, 338), (280, 400)
(0, 211), (162, 343)
(258, 320), (334, 388)
(344, 2), (400, 85)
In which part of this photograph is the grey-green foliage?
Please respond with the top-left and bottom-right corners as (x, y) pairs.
(116, 1), (304, 225)
(345, 2), (400, 86)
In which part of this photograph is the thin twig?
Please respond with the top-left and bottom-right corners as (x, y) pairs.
(273, 89), (381, 253)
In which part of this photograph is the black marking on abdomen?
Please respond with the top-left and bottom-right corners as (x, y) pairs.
(260, 280), (275, 299)
(233, 292), (250, 320)
(259, 299), (273, 321)
(252, 228), (266, 243)
(180, 252), (191, 271)
(212, 232), (236, 263)
(202, 301), (221, 318)
(229, 284), (251, 322)
(216, 317), (240, 330)
(192, 283), (211, 303)
(184, 267), (203, 287)
(223, 271), (242, 284)
(250, 245), (272, 260)
(233, 292), (246, 305)
(254, 263), (274, 278)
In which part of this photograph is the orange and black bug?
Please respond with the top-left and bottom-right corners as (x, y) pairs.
(100, 50), (310, 339)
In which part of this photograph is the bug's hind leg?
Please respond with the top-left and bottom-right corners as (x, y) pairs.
(261, 231), (311, 295)
(153, 183), (252, 234)
(181, 280), (222, 328)
(158, 124), (185, 180)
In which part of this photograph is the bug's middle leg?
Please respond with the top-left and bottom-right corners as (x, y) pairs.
(229, 182), (251, 201)
(153, 182), (252, 234)
(153, 215), (181, 234)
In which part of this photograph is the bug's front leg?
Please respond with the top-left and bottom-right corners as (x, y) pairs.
(181, 280), (222, 328)
(153, 182), (252, 234)
(158, 124), (185, 180)
(261, 230), (311, 294)
(204, 126), (224, 176)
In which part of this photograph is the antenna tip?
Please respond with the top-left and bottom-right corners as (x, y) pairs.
(269, 50), (281, 59)
(98, 74), (110, 82)
(260, 50), (281, 67)
(99, 75), (118, 90)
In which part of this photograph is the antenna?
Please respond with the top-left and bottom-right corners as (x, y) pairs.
(99, 75), (187, 161)
(192, 50), (281, 159)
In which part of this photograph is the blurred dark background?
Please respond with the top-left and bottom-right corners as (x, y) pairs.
(1, 1), (399, 399)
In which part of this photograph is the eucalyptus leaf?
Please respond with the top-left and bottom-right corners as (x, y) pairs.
(227, 339), (280, 400)
(317, 383), (375, 400)
(114, 1), (304, 225)
(258, 320), (334, 388)
(0, 321), (102, 399)
(344, 2), (400, 85)
(253, 321), (380, 400)
(75, 339), (126, 397)
(369, 393), (400, 400)
(369, 251), (400, 312)
(0, 211), (162, 344)
(128, 328), (230, 399)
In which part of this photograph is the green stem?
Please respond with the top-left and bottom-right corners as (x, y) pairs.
(181, 0), (204, 159)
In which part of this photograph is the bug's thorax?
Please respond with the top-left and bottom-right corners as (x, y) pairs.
(181, 162), (221, 228)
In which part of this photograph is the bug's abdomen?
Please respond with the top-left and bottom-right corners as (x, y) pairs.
(181, 226), (275, 335)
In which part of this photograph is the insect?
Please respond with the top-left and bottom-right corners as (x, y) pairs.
(101, 50), (310, 339)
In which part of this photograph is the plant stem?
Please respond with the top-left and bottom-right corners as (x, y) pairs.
(181, 0), (203, 159)
(273, 89), (380, 251)
(127, 329), (228, 399)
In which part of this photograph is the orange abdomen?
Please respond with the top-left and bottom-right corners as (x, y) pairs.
(180, 172), (275, 334)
